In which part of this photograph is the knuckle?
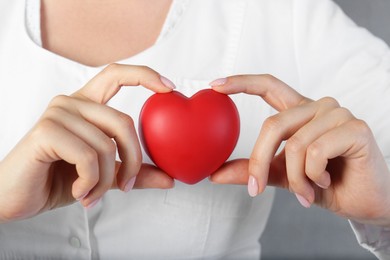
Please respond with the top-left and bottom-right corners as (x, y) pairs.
(261, 74), (278, 84)
(44, 106), (67, 120)
(306, 141), (323, 162)
(333, 107), (353, 119)
(116, 112), (135, 129)
(32, 118), (57, 138)
(285, 135), (305, 154)
(104, 63), (120, 73)
(100, 63), (121, 79)
(318, 96), (340, 108)
(351, 119), (370, 131)
(48, 95), (69, 108)
(81, 148), (99, 171)
(263, 115), (282, 133)
(350, 119), (372, 137)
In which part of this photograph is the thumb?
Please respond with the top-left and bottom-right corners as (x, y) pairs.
(112, 161), (174, 190)
(210, 156), (289, 190)
(209, 159), (249, 185)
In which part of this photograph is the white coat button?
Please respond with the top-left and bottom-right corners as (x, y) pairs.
(69, 236), (81, 248)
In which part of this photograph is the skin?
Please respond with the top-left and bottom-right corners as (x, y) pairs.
(0, 64), (175, 222)
(41, 0), (172, 67)
(210, 75), (390, 227)
(0, 0), (174, 223)
(0, 1), (389, 228)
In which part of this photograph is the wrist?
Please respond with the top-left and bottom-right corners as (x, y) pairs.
(351, 205), (390, 228)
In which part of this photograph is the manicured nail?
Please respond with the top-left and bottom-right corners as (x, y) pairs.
(248, 176), (259, 197)
(124, 176), (137, 193)
(86, 198), (101, 209)
(160, 75), (176, 89)
(315, 182), (329, 189)
(295, 193), (311, 208)
(76, 192), (89, 201)
(209, 78), (227, 87)
(315, 171), (331, 189)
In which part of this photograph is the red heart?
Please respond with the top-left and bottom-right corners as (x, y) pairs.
(139, 89), (240, 184)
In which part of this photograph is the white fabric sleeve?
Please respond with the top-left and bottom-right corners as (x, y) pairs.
(292, 0), (390, 259)
(349, 161), (390, 260)
(25, 0), (41, 46)
(349, 220), (390, 259)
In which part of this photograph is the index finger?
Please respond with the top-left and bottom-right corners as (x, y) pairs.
(211, 74), (311, 111)
(72, 64), (175, 104)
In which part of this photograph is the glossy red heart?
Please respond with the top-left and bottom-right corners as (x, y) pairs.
(139, 89), (240, 184)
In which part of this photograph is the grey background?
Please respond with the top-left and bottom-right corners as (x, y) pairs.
(260, 1), (390, 259)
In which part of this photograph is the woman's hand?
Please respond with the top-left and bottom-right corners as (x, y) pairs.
(210, 74), (390, 227)
(0, 64), (175, 222)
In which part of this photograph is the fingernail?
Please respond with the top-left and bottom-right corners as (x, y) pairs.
(209, 78), (227, 87)
(124, 176), (137, 193)
(160, 75), (176, 89)
(85, 198), (101, 209)
(76, 192), (89, 201)
(315, 172), (331, 189)
(295, 193), (311, 208)
(315, 182), (329, 189)
(248, 176), (259, 197)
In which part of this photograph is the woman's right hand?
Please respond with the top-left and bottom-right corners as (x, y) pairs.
(0, 64), (175, 223)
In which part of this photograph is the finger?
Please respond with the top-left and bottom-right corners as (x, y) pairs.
(210, 74), (311, 111)
(248, 98), (335, 196)
(34, 119), (99, 204)
(75, 102), (141, 192)
(132, 164), (175, 189)
(293, 107), (354, 189)
(305, 119), (373, 182)
(210, 155), (289, 189)
(283, 100), (347, 202)
(48, 95), (142, 192)
(72, 63), (175, 104)
(209, 159), (250, 185)
(44, 106), (117, 204)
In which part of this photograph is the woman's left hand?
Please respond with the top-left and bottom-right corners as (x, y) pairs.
(209, 74), (390, 227)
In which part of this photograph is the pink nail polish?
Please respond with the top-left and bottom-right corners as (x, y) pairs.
(85, 198), (101, 209)
(76, 192), (89, 201)
(316, 171), (331, 189)
(295, 193), (311, 208)
(248, 176), (259, 197)
(160, 75), (176, 89)
(124, 176), (137, 193)
(209, 78), (227, 87)
(315, 182), (328, 189)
